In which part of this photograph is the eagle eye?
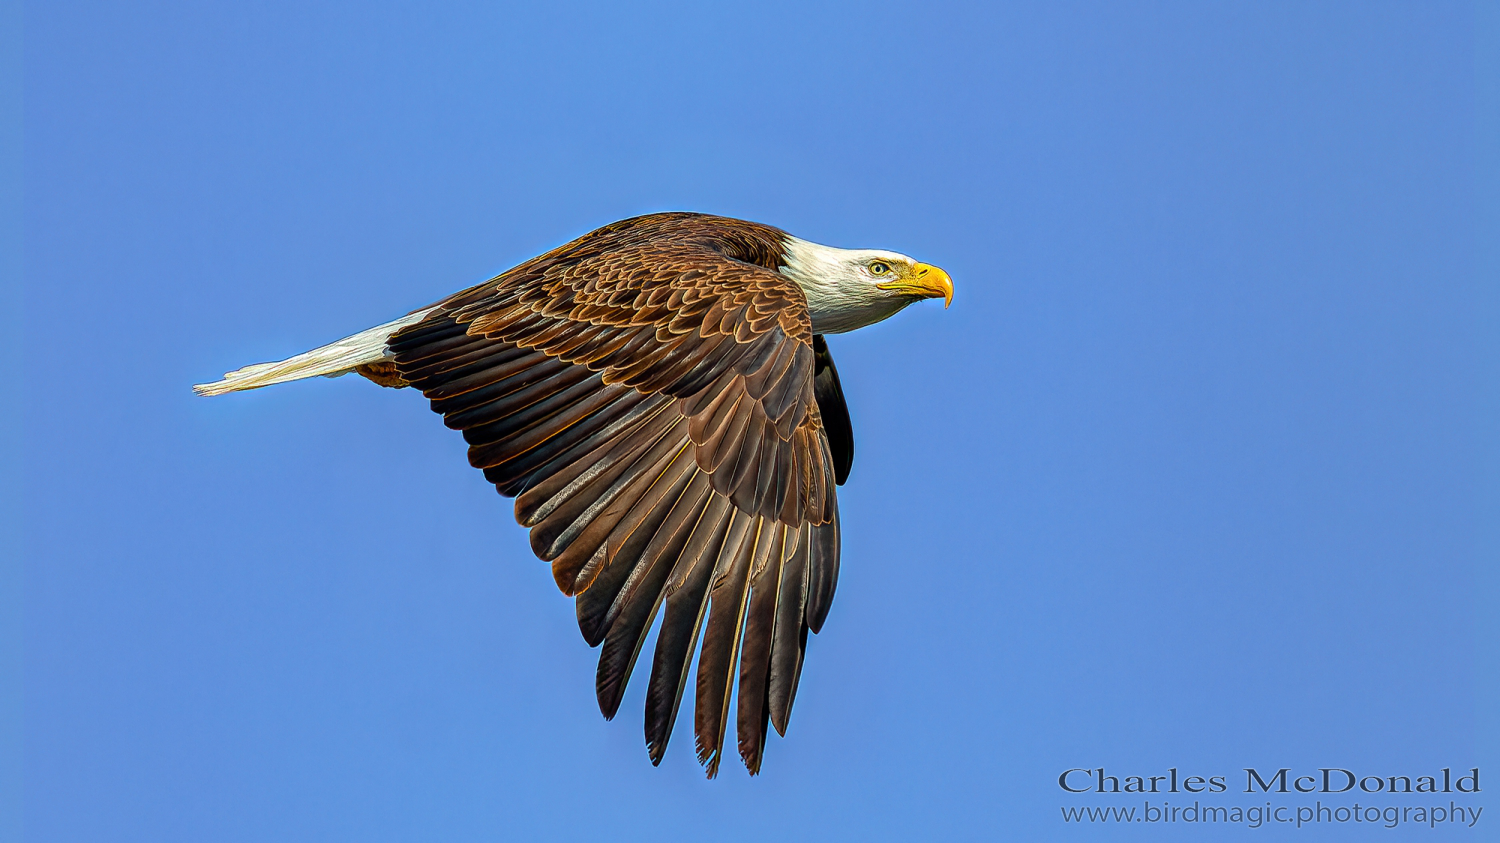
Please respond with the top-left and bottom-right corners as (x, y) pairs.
(868, 261), (891, 276)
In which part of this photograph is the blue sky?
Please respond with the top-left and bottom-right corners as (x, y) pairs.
(15, 1), (1495, 840)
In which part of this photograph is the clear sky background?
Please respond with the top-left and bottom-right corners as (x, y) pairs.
(16, 2), (1495, 840)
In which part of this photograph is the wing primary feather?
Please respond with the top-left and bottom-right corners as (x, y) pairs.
(527, 413), (686, 558)
(644, 494), (733, 764)
(550, 412), (698, 594)
(544, 416), (694, 591)
(401, 341), (531, 383)
(767, 523), (811, 737)
(482, 388), (657, 495)
(423, 354), (572, 405)
(386, 317), (467, 352)
(513, 406), (678, 527)
(576, 439), (698, 645)
(693, 509), (757, 777)
(735, 520), (785, 773)
(392, 325), (530, 378)
(594, 470), (712, 720)
(390, 333), (489, 371)
(452, 366), (595, 442)
(493, 393), (670, 497)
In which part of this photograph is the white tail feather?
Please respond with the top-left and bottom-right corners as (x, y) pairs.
(193, 309), (436, 396)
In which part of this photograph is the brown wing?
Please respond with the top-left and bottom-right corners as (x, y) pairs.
(386, 213), (841, 776)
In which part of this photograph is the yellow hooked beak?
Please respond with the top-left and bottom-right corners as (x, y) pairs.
(877, 262), (953, 307)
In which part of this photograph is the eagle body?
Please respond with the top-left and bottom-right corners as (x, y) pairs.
(196, 212), (952, 776)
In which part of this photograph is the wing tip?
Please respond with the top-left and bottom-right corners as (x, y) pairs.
(647, 740), (668, 766)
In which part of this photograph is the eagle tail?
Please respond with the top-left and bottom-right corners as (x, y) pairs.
(193, 308), (435, 396)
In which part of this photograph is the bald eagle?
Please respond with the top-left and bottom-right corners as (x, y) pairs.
(196, 212), (952, 776)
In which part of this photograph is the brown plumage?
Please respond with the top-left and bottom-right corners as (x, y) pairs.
(195, 212), (953, 777)
(385, 214), (833, 775)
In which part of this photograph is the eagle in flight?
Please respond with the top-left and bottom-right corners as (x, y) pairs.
(196, 213), (952, 777)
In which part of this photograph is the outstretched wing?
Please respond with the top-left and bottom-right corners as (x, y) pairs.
(387, 215), (842, 776)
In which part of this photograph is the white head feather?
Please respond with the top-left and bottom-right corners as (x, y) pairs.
(779, 236), (948, 334)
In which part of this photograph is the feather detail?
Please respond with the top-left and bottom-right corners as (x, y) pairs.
(193, 308), (435, 395)
(644, 495), (732, 764)
(693, 510), (758, 777)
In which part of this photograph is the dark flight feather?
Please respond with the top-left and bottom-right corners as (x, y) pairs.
(734, 520), (785, 772)
(811, 335), (854, 485)
(644, 495), (732, 764)
(693, 510), (758, 777)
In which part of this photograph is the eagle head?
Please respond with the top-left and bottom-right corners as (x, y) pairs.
(779, 235), (953, 335)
